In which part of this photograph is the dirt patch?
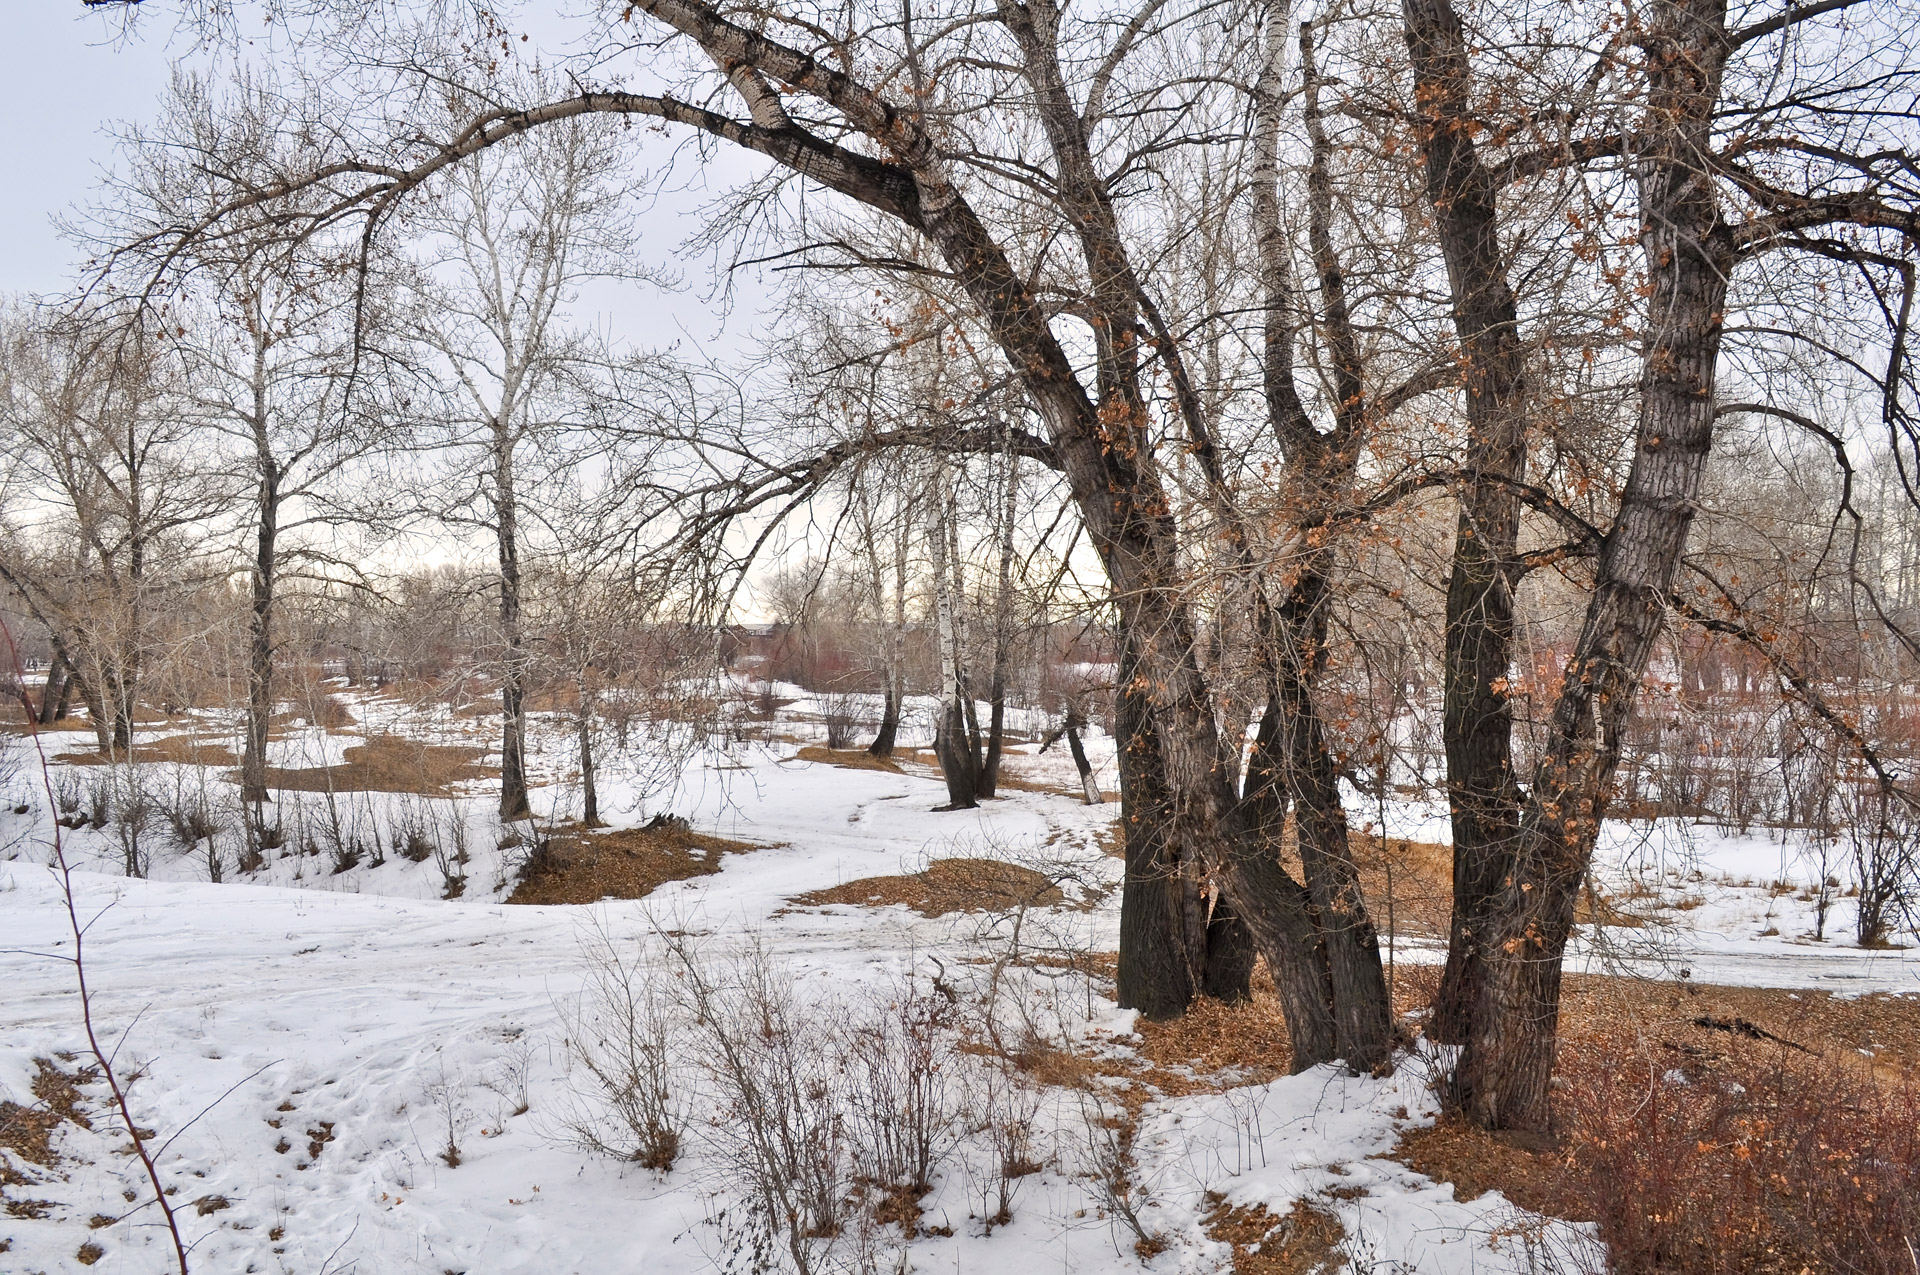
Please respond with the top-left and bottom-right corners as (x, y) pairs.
(789, 857), (1065, 918)
(1203, 1197), (1348, 1275)
(792, 745), (902, 773)
(61, 734), (241, 767)
(253, 734), (497, 796)
(0, 1058), (94, 1187)
(507, 823), (760, 905)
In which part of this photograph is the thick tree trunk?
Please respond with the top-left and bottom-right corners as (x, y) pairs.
(37, 652), (69, 725)
(1202, 891), (1259, 1003)
(1401, 0), (1532, 1050)
(1454, 0), (1734, 1131)
(1271, 584), (1393, 1068)
(868, 672), (901, 757)
(928, 480), (978, 809)
(1113, 658), (1203, 1019)
(496, 423), (532, 821)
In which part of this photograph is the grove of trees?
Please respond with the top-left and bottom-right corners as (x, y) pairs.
(3, 0), (1917, 1136)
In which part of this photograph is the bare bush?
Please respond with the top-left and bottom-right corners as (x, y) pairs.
(433, 809), (470, 900)
(1559, 1036), (1920, 1275)
(425, 1059), (470, 1169)
(553, 923), (687, 1171)
(818, 690), (871, 751)
(964, 1061), (1044, 1234)
(1841, 785), (1920, 947)
(1073, 1091), (1164, 1259)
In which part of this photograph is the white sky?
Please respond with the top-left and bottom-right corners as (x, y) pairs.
(0, 4), (771, 352)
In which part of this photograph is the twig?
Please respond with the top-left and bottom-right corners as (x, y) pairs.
(0, 615), (190, 1274)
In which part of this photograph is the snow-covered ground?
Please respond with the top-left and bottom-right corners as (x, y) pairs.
(0, 686), (1905, 1272)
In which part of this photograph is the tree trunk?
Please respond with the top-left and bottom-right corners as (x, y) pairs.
(1202, 891), (1259, 1003)
(928, 478), (977, 808)
(37, 652), (69, 725)
(1401, 0), (1532, 1050)
(979, 447), (1020, 797)
(495, 421), (532, 821)
(1112, 647), (1204, 1019)
(578, 679), (602, 827)
(1064, 716), (1100, 804)
(867, 508), (909, 758)
(240, 466), (279, 806)
(1454, 0), (1735, 1131)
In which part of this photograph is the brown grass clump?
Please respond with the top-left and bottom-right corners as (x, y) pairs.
(792, 744), (902, 773)
(1202, 1197), (1348, 1274)
(1133, 983), (1297, 1089)
(254, 734), (496, 796)
(507, 824), (759, 905)
(789, 857), (1064, 918)
(71, 736), (241, 767)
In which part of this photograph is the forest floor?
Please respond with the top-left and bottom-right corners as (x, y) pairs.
(0, 683), (1914, 1274)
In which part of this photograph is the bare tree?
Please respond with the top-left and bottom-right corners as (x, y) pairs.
(408, 110), (647, 820)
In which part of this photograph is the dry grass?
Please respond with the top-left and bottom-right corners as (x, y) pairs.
(61, 734), (241, 767)
(1203, 1197), (1349, 1275)
(1393, 973), (1920, 1271)
(253, 734), (496, 796)
(0, 1059), (93, 1188)
(0, 714), (94, 736)
(1132, 980), (1297, 1090)
(1349, 831), (1453, 942)
(788, 857), (1065, 918)
(792, 744), (902, 773)
(507, 823), (760, 905)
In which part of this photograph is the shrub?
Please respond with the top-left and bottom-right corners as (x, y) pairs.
(1558, 1033), (1920, 1274)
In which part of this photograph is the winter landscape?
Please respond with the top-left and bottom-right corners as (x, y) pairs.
(5, 0), (1920, 1273)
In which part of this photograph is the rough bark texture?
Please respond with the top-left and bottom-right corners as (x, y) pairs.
(37, 653), (70, 725)
(1202, 891), (1259, 1003)
(1401, 0), (1531, 1049)
(1454, 0), (1735, 1130)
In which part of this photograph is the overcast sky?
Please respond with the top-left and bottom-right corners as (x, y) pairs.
(3, 6), (175, 299)
(2, 4), (767, 354)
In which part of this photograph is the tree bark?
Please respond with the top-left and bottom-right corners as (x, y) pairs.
(928, 477), (978, 808)
(1401, 0), (1532, 1049)
(578, 678), (602, 827)
(37, 652), (69, 725)
(1454, 0), (1735, 1130)
(495, 418), (533, 821)
(240, 457), (279, 806)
